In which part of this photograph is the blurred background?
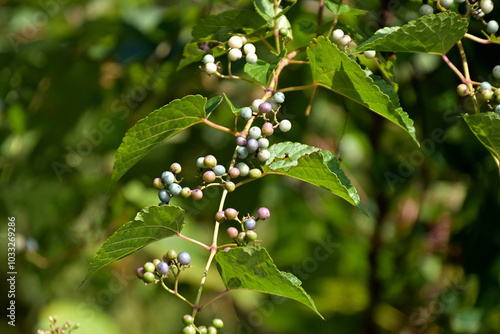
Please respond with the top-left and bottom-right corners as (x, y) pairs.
(1, 0), (499, 333)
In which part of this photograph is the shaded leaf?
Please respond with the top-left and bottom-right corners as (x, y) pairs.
(356, 12), (468, 54)
(307, 37), (417, 144)
(206, 95), (224, 118)
(215, 246), (323, 318)
(192, 9), (266, 40)
(223, 93), (239, 114)
(324, 0), (367, 16)
(244, 50), (286, 86)
(112, 95), (207, 182)
(81, 205), (185, 286)
(463, 112), (500, 168)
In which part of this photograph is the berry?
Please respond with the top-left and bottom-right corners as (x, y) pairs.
(480, 81), (492, 91)
(259, 101), (272, 114)
(246, 53), (258, 64)
(440, 0), (453, 9)
(165, 249), (177, 261)
(487, 21), (499, 34)
(212, 319), (224, 329)
(236, 232), (246, 244)
(236, 162), (250, 176)
(455, 0), (465, 3)
(273, 92), (285, 104)
(241, 36), (247, 44)
(158, 189), (170, 203)
(495, 105), (500, 114)
(247, 138), (259, 152)
(332, 29), (344, 42)
(182, 325), (196, 334)
(493, 65), (500, 79)
(252, 99), (264, 113)
(481, 0), (494, 14)
(257, 149), (271, 163)
(204, 63), (217, 75)
(227, 227), (239, 239)
(153, 178), (164, 190)
(203, 54), (215, 64)
(240, 107), (253, 120)
(279, 119), (292, 132)
(144, 262), (155, 273)
(203, 170), (216, 183)
(228, 48), (243, 61)
(268, 98), (279, 110)
(246, 230), (257, 241)
(482, 89), (494, 101)
(340, 35), (351, 46)
(257, 207), (270, 220)
(249, 168), (262, 179)
(168, 183), (182, 196)
(142, 272), (155, 284)
(224, 181), (236, 192)
(248, 126), (262, 139)
(158, 201), (168, 206)
(161, 171), (175, 185)
(237, 146), (249, 159)
(204, 155), (217, 169)
(244, 218), (256, 230)
(279, 28), (288, 37)
(196, 157), (205, 168)
(191, 189), (204, 201)
(213, 165), (226, 176)
(258, 138), (270, 149)
(457, 84), (469, 97)
(363, 50), (376, 59)
(419, 4), (433, 16)
(156, 262), (169, 275)
(181, 187), (192, 199)
(152, 258), (161, 267)
(229, 167), (240, 178)
(236, 136), (247, 146)
(177, 252), (191, 266)
(262, 122), (274, 136)
(215, 211), (226, 223)
(228, 36), (243, 49)
(182, 314), (194, 326)
(224, 208), (238, 220)
(243, 43), (256, 54)
(136, 267), (144, 279)
(198, 326), (208, 334)
(170, 162), (182, 174)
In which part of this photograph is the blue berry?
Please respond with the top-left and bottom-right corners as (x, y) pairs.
(258, 138), (269, 149)
(236, 162), (250, 176)
(258, 101), (272, 114)
(248, 126), (262, 139)
(240, 107), (253, 120)
(247, 138), (259, 152)
(158, 189), (170, 202)
(196, 157), (205, 168)
(487, 20), (499, 34)
(213, 165), (226, 176)
(161, 171), (175, 185)
(159, 201), (168, 206)
(156, 261), (169, 275)
(244, 218), (256, 230)
(480, 81), (492, 91)
(273, 92), (285, 104)
(236, 136), (247, 146)
(237, 146), (249, 159)
(168, 183), (182, 196)
(177, 252), (191, 265)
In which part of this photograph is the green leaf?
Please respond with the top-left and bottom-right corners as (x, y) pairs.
(261, 142), (364, 211)
(324, 0), (367, 16)
(356, 12), (468, 54)
(112, 95), (207, 182)
(463, 112), (500, 169)
(254, 0), (275, 24)
(81, 205), (185, 286)
(206, 95), (224, 118)
(223, 93), (239, 114)
(215, 246), (324, 319)
(307, 37), (417, 144)
(244, 50), (286, 86)
(297, 20), (318, 34)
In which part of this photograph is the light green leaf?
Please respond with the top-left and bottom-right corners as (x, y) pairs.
(262, 142), (364, 211)
(356, 12), (468, 54)
(223, 93), (239, 114)
(307, 37), (417, 144)
(215, 246), (324, 319)
(463, 112), (500, 169)
(81, 205), (185, 286)
(206, 95), (224, 118)
(324, 0), (367, 16)
(244, 50), (286, 86)
(112, 95), (207, 182)
(254, 0), (275, 24)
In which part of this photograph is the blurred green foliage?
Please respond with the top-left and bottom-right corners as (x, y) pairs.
(1, 0), (500, 333)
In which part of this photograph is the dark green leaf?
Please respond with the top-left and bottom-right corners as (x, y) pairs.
(307, 37), (417, 144)
(81, 205), (185, 286)
(262, 142), (364, 211)
(356, 12), (468, 54)
(223, 93), (239, 114)
(112, 95), (207, 182)
(297, 20), (318, 35)
(324, 0), (367, 16)
(206, 95), (224, 118)
(463, 112), (500, 169)
(244, 50), (286, 86)
(215, 246), (324, 319)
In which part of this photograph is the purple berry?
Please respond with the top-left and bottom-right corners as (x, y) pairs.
(244, 218), (256, 230)
(227, 227), (239, 239)
(262, 122), (274, 136)
(156, 261), (169, 275)
(136, 267), (145, 279)
(191, 189), (203, 201)
(228, 167), (240, 178)
(177, 252), (191, 266)
(257, 207), (270, 220)
(247, 138), (259, 152)
(215, 211), (226, 223)
(236, 136), (247, 146)
(259, 101), (272, 114)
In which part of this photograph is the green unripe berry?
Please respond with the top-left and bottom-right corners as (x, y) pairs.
(224, 208), (238, 220)
(204, 155), (217, 169)
(246, 230), (258, 241)
(236, 232), (246, 244)
(224, 181), (236, 192)
(152, 259), (161, 267)
(165, 249), (177, 261)
(249, 168), (262, 179)
(142, 272), (155, 284)
(153, 178), (164, 189)
(182, 314), (194, 325)
(170, 162), (182, 174)
(482, 89), (494, 101)
(180, 187), (192, 199)
(457, 84), (469, 97)
(198, 326), (208, 334)
(182, 325), (196, 334)
(279, 28), (288, 37)
(212, 318), (224, 329)
(144, 262), (155, 273)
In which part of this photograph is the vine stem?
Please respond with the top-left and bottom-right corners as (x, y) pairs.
(305, 86), (319, 116)
(161, 278), (193, 307)
(457, 40), (479, 113)
(177, 233), (211, 250)
(198, 288), (230, 311)
(278, 82), (317, 93)
(202, 118), (237, 135)
(441, 54), (466, 83)
(464, 33), (492, 45)
(214, 71), (267, 90)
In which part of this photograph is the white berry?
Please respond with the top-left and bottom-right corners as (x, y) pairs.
(251, 99), (263, 113)
(279, 120), (292, 132)
(228, 48), (242, 61)
(340, 35), (352, 46)
(363, 50), (376, 59)
(203, 54), (215, 64)
(204, 62), (217, 75)
(332, 29), (344, 42)
(228, 36), (243, 49)
(492, 65), (500, 79)
(440, 0), (453, 9)
(481, 0), (494, 14)
(243, 43), (256, 54)
(419, 4), (433, 16)
(246, 53), (258, 64)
